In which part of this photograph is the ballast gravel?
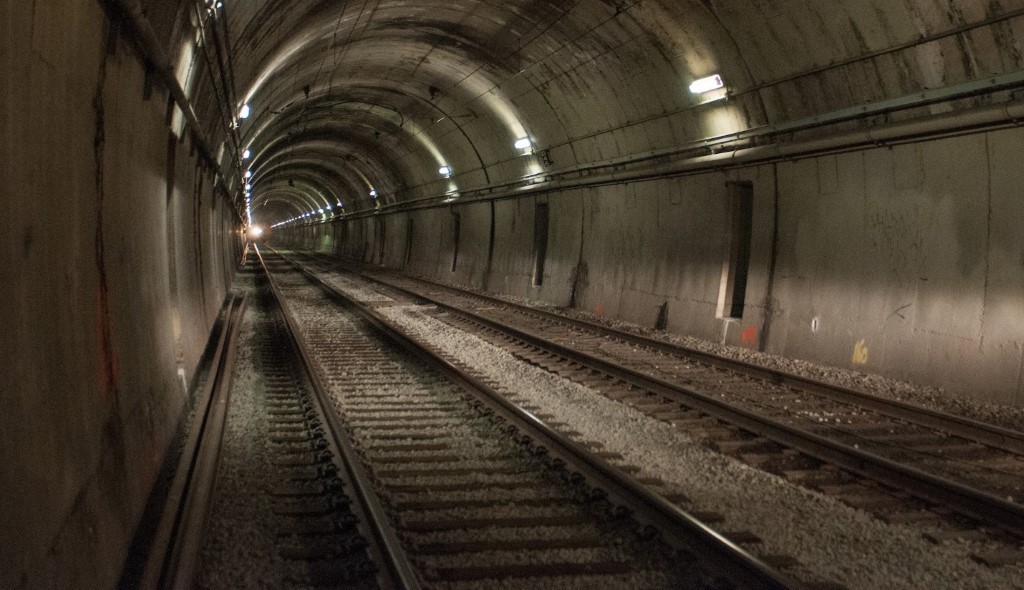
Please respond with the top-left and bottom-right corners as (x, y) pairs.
(319, 272), (395, 303)
(376, 304), (1024, 590)
(425, 275), (1024, 432)
(196, 305), (286, 589)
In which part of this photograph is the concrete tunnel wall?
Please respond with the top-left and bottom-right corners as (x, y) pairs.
(253, 0), (1024, 410)
(275, 124), (1024, 407)
(2, 2), (241, 587)
(5, 0), (1024, 588)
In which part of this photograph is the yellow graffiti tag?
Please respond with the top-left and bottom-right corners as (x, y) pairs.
(852, 339), (869, 365)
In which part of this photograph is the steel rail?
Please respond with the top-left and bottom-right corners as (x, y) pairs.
(337, 258), (1024, 456)
(293, 254), (1024, 534)
(255, 246), (422, 590)
(140, 295), (247, 589)
(269, 247), (800, 590)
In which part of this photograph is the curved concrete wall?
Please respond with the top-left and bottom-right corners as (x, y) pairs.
(1, 3), (240, 587)
(6, 1), (1024, 587)
(276, 124), (1024, 406)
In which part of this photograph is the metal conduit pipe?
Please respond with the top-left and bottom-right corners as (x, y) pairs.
(379, 71), (1024, 207)
(100, 0), (231, 197)
(628, 98), (1024, 180)
(344, 96), (1024, 220)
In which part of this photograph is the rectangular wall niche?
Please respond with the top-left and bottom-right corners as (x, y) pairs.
(532, 203), (550, 286)
(717, 182), (753, 320)
(450, 210), (461, 272)
(376, 217), (386, 264)
(404, 218), (414, 267)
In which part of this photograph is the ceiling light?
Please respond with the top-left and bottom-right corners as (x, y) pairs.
(514, 138), (532, 150)
(244, 170), (252, 179)
(439, 166), (452, 177)
(242, 149), (251, 160)
(689, 74), (724, 94)
(238, 104), (251, 119)
(370, 189), (377, 197)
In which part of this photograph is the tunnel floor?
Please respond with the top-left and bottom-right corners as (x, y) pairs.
(128, 249), (1024, 589)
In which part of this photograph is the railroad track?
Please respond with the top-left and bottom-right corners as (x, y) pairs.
(137, 257), (412, 589)
(258, 247), (801, 589)
(285, 249), (1024, 563)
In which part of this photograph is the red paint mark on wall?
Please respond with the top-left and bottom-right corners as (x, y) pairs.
(740, 325), (758, 347)
(595, 304), (606, 316)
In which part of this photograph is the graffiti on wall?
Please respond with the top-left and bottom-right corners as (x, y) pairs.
(852, 339), (869, 365)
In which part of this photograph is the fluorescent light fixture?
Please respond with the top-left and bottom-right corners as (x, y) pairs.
(689, 74), (724, 94)
(242, 149), (251, 160)
(238, 104), (251, 119)
(439, 166), (452, 177)
(514, 138), (532, 150)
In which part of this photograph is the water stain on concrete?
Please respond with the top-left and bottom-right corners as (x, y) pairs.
(23, 225), (34, 256)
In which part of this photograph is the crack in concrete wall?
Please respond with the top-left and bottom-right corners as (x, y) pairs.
(92, 39), (118, 399)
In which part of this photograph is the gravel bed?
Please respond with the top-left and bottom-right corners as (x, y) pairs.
(378, 304), (1024, 590)
(196, 303), (285, 589)
(417, 275), (1024, 432)
(319, 272), (395, 303)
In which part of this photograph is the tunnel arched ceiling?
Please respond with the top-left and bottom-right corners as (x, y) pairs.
(179, 0), (1024, 228)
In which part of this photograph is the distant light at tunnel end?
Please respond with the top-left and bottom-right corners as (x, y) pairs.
(689, 74), (724, 94)
(246, 226), (264, 240)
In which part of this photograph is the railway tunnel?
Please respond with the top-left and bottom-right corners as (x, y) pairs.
(4, 0), (1024, 588)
